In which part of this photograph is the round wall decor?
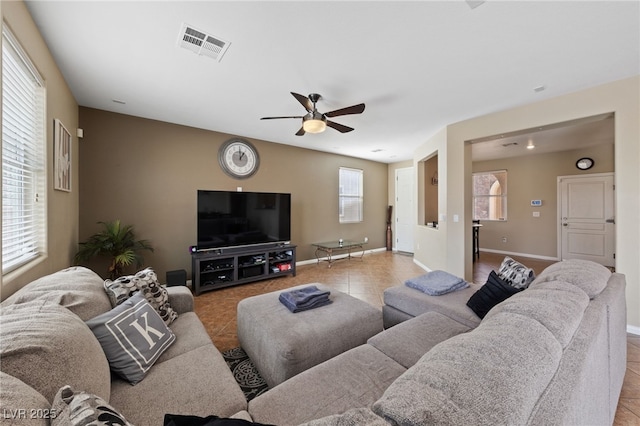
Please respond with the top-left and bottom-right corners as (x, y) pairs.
(218, 138), (260, 179)
(576, 157), (594, 170)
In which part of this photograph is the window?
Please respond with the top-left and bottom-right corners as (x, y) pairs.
(339, 167), (363, 223)
(2, 25), (47, 274)
(473, 170), (507, 221)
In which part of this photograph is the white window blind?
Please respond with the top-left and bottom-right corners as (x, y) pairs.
(2, 25), (47, 274)
(339, 167), (363, 223)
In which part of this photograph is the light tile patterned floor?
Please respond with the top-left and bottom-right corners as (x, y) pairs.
(193, 250), (639, 424)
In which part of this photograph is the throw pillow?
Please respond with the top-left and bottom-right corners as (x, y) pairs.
(466, 270), (523, 319)
(497, 256), (535, 289)
(52, 385), (133, 426)
(104, 267), (178, 325)
(86, 292), (176, 385)
(164, 413), (272, 426)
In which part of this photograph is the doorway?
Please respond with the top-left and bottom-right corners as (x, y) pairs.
(558, 173), (615, 267)
(395, 167), (415, 253)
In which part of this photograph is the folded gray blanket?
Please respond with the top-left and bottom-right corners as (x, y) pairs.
(279, 285), (332, 313)
(405, 270), (469, 296)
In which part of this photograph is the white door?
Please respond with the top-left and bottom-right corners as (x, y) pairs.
(395, 167), (415, 253)
(558, 173), (615, 267)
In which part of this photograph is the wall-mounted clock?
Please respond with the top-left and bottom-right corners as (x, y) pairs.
(576, 157), (594, 170)
(218, 138), (260, 179)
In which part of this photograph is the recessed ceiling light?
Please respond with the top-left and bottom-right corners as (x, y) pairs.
(371, 149), (384, 153)
(112, 99), (126, 104)
(534, 85), (546, 93)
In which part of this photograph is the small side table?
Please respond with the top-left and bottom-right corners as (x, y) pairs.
(472, 222), (482, 262)
(312, 240), (367, 267)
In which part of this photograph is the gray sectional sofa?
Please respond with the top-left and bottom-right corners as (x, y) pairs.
(0, 259), (627, 426)
(0, 267), (247, 425)
(247, 259), (627, 425)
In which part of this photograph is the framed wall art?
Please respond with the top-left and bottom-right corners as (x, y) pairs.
(54, 118), (71, 192)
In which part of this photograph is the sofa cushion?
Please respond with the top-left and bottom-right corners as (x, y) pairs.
(485, 280), (590, 348)
(0, 372), (50, 426)
(86, 292), (176, 385)
(0, 299), (110, 404)
(249, 345), (406, 425)
(51, 385), (133, 426)
(532, 259), (611, 299)
(0, 266), (111, 321)
(497, 256), (535, 289)
(368, 311), (471, 368)
(157, 312), (213, 363)
(104, 267), (178, 325)
(300, 408), (389, 426)
(373, 312), (563, 425)
(383, 284), (481, 328)
(109, 345), (247, 425)
(466, 270), (522, 319)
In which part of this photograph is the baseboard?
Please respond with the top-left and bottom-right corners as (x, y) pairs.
(412, 258), (431, 272)
(627, 325), (640, 336)
(296, 246), (387, 266)
(480, 248), (559, 262)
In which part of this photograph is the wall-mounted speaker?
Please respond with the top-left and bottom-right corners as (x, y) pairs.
(166, 269), (187, 286)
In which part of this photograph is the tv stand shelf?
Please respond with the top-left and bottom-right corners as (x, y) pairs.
(191, 244), (296, 295)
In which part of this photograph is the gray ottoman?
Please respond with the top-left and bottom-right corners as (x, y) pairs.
(237, 283), (383, 388)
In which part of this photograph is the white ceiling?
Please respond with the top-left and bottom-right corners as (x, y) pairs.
(24, 1), (639, 163)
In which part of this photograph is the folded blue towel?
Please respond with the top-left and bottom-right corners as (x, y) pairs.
(405, 270), (469, 296)
(279, 285), (332, 313)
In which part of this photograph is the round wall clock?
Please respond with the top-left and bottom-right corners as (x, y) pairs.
(218, 138), (260, 179)
(576, 157), (594, 170)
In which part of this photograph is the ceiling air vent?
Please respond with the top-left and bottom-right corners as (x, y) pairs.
(178, 23), (230, 62)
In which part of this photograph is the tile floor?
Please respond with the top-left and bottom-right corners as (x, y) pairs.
(192, 250), (639, 425)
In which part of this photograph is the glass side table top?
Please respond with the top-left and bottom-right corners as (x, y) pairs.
(312, 240), (366, 250)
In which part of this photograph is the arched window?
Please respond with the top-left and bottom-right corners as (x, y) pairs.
(473, 170), (507, 221)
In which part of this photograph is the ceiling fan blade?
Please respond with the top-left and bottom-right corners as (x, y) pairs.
(260, 116), (304, 120)
(326, 120), (354, 133)
(325, 103), (365, 118)
(295, 127), (306, 136)
(291, 92), (314, 112)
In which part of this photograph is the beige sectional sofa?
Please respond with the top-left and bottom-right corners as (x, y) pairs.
(0, 259), (628, 426)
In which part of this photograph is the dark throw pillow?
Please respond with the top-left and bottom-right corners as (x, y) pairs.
(86, 292), (176, 385)
(466, 270), (523, 319)
(163, 414), (272, 426)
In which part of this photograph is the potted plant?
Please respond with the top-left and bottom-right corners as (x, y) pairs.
(74, 220), (154, 279)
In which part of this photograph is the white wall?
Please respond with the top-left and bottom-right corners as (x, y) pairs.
(413, 75), (640, 328)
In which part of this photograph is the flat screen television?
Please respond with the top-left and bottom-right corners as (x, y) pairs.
(197, 190), (291, 251)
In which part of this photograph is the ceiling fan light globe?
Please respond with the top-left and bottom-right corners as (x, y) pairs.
(303, 118), (326, 133)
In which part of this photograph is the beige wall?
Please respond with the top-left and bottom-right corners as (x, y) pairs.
(473, 143), (614, 258)
(78, 108), (389, 281)
(413, 76), (640, 329)
(0, 1), (80, 300)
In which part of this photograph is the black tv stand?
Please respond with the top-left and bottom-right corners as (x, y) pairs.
(191, 244), (296, 295)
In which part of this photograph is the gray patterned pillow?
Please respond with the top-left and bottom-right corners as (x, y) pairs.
(86, 292), (176, 385)
(497, 256), (535, 289)
(52, 385), (133, 426)
(104, 267), (178, 325)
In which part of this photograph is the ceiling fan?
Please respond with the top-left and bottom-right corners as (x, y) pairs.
(261, 92), (365, 136)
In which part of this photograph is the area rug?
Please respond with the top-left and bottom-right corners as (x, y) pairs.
(222, 347), (269, 401)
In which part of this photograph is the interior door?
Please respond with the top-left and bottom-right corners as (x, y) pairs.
(395, 167), (415, 253)
(559, 173), (615, 267)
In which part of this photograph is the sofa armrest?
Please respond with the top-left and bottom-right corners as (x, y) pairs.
(166, 286), (194, 314)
